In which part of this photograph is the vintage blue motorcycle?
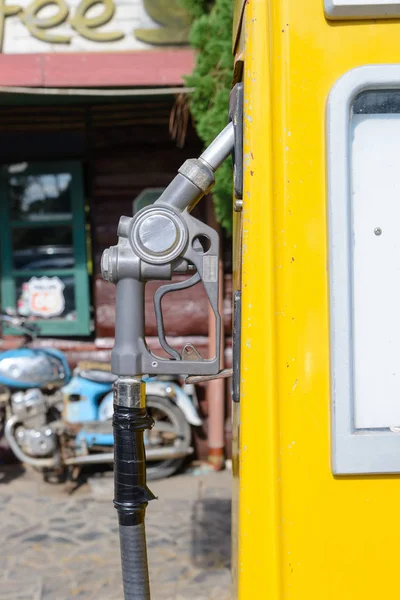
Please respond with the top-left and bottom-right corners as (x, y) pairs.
(0, 314), (201, 481)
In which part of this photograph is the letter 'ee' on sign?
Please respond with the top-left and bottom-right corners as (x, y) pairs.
(325, 0), (400, 19)
(0, 0), (167, 53)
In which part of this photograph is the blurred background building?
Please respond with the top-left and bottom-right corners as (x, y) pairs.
(0, 0), (232, 461)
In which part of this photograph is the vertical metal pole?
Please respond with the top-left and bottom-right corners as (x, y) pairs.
(206, 205), (226, 469)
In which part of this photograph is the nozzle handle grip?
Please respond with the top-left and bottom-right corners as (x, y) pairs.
(112, 278), (145, 376)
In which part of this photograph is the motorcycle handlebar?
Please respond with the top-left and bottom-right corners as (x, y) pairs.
(0, 314), (39, 337)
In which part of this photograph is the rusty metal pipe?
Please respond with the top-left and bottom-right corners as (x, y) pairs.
(64, 445), (193, 466)
(206, 207), (226, 469)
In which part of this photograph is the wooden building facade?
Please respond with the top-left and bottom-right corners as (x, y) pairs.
(0, 95), (232, 362)
(0, 7), (233, 456)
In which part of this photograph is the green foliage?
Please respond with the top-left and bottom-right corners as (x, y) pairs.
(179, 0), (209, 19)
(180, 0), (234, 232)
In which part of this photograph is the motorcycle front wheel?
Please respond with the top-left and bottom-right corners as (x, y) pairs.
(145, 394), (192, 481)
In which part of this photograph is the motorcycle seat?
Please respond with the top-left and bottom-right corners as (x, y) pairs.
(78, 369), (118, 384)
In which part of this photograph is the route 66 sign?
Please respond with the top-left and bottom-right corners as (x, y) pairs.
(25, 277), (65, 318)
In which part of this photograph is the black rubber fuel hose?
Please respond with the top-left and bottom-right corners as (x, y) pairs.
(113, 404), (156, 600)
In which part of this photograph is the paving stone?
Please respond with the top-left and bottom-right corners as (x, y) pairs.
(0, 469), (232, 599)
(0, 577), (42, 600)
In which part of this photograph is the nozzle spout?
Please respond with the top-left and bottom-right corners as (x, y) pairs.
(155, 122), (235, 213)
(199, 122), (235, 171)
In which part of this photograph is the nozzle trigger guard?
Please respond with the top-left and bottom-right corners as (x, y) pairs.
(154, 271), (201, 361)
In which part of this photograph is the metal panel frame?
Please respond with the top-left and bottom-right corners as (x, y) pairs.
(328, 65), (400, 474)
(325, 0), (400, 19)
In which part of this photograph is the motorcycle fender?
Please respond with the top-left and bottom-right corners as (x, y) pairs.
(146, 381), (203, 427)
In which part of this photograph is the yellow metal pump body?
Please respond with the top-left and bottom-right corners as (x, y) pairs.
(232, 0), (400, 598)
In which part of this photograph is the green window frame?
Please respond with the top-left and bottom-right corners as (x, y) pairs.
(0, 160), (91, 337)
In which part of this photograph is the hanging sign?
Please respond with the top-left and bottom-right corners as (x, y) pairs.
(0, 0), (192, 53)
(23, 276), (65, 318)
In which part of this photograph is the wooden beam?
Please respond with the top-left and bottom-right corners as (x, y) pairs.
(0, 50), (195, 88)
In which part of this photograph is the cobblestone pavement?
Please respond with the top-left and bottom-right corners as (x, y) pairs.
(0, 466), (232, 600)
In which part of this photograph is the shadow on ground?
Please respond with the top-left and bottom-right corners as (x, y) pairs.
(191, 496), (231, 569)
(0, 463), (26, 484)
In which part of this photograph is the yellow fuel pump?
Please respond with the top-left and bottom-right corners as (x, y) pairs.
(232, 1), (400, 598)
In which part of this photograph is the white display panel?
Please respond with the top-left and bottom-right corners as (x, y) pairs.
(325, 0), (400, 19)
(328, 66), (400, 474)
(352, 114), (400, 429)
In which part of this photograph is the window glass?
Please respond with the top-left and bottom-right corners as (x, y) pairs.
(8, 167), (73, 221)
(12, 226), (74, 270)
(353, 90), (400, 115)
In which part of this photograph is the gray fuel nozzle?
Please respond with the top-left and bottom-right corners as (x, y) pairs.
(101, 121), (234, 379)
